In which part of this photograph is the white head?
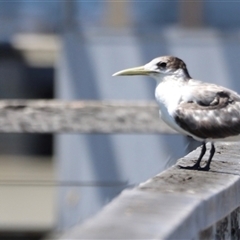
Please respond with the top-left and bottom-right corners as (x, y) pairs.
(113, 56), (191, 83)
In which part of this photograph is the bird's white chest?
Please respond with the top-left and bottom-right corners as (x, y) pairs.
(155, 81), (184, 132)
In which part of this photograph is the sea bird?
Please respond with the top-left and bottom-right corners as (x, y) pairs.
(113, 56), (240, 171)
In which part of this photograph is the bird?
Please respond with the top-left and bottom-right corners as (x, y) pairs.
(113, 56), (240, 171)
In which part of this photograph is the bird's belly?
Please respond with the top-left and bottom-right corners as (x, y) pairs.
(155, 82), (199, 138)
(157, 102), (205, 141)
(158, 103), (188, 135)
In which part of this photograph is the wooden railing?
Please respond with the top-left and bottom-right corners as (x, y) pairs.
(57, 142), (240, 240)
(1, 100), (239, 239)
(0, 100), (174, 134)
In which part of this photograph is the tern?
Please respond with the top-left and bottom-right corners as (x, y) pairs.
(113, 56), (240, 171)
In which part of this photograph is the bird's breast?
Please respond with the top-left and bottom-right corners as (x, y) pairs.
(155, 82), (183, 115)
(155, 82), (186, 133)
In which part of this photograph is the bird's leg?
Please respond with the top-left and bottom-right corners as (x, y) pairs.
(198, 143), (215, 171)
(178, 143), (206, 170)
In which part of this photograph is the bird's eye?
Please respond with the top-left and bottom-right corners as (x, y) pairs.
(157, 62), (167, 69)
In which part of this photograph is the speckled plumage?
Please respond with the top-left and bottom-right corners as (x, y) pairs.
(175, 87), (240, 140)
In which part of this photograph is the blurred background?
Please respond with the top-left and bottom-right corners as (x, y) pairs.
(1, 1), (240, 239)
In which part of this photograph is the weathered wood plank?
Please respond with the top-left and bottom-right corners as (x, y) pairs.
(57, 142), (240, 240)
(0, 100), (176, 133)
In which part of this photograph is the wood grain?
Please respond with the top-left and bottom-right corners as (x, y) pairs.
(58, 142), (240, 240)
(0, 100), (176, 133)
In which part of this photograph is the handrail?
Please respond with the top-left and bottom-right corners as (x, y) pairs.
(2, 100), (236, 239)
(57, 142), (240, 239)
(0, 100), (175, 134)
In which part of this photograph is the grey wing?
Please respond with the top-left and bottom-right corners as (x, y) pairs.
(174, 84), (240, 139)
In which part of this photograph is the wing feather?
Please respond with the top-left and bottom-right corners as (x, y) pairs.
(175, 84), (240, 139)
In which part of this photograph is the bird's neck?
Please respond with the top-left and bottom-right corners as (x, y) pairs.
(154, 68), (191, 86)
(153, 70), (191, 115)
(155, 75), (188, 86)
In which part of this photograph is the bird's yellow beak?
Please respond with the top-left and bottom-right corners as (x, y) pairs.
(112, 66), (153, 76)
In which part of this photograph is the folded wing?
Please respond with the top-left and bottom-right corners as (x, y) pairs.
(174, 84), (240, 139)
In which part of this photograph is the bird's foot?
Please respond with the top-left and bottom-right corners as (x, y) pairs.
(178, 164), (200, 170)
(178, 164), (210, 171)
(197, 166), (210, 171)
